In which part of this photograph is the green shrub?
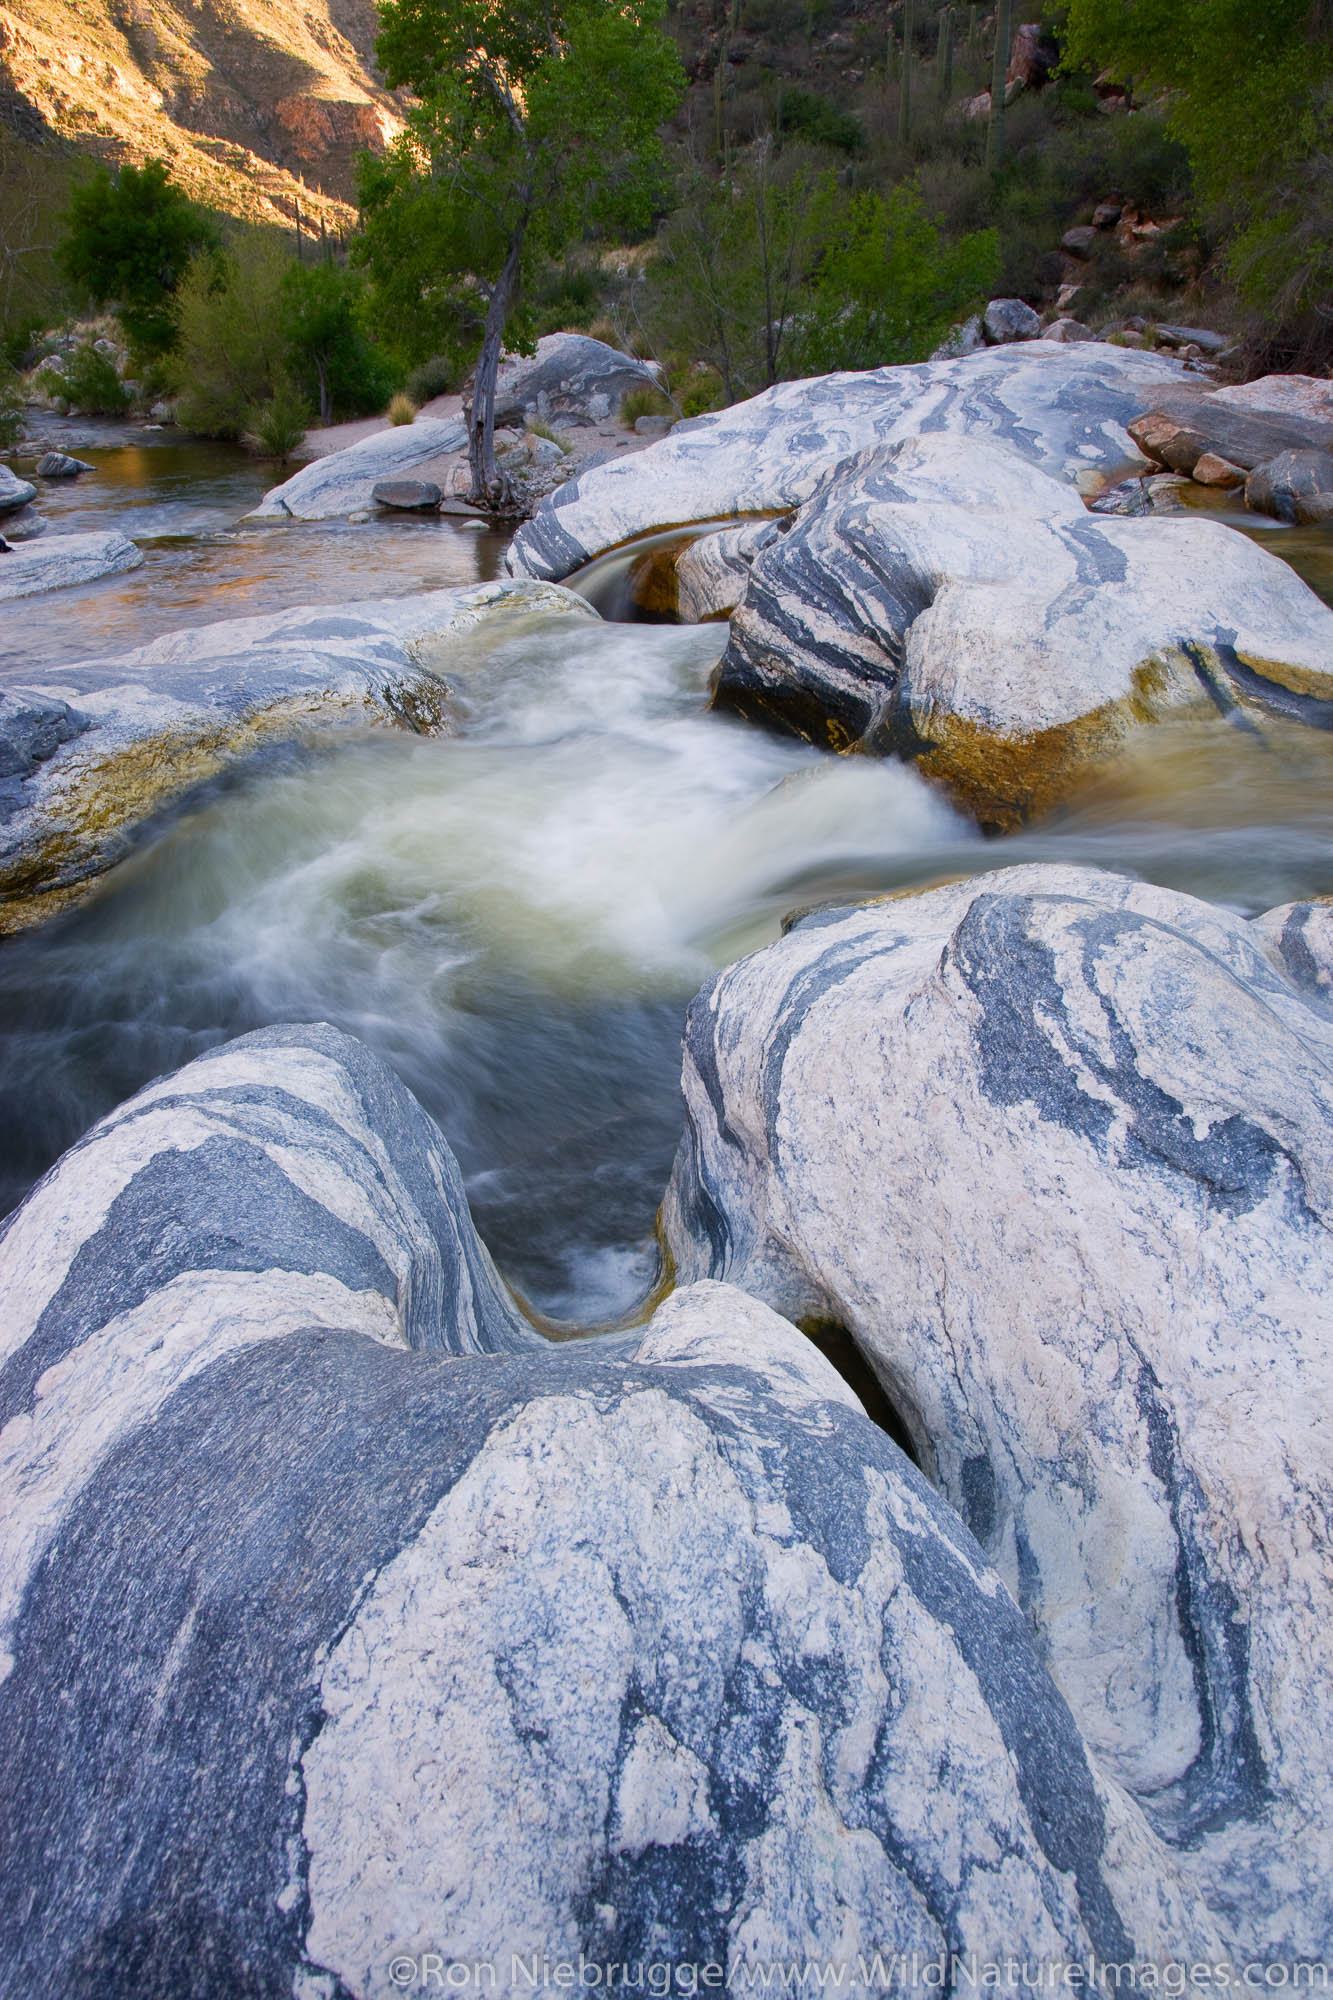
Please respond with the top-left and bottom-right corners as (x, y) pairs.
(404, 354), (457, 405)
(0, 365), (22, 448)
(42, 343), (128, 415)
(248, 377), (310, 460)
(619, 384), (674, 424)
(795, 182), (1000, 373)
(775, 87), (865, 155)
(677, 368), (725, 417)
(525, 415), (572, 451)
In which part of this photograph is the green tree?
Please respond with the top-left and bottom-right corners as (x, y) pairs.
(358, 0), (683, 506)
(59, 159), (219, 360)
(1060, 0), (1333, 350)
(170, 237), (290, 437)
(644, 145), (824, 403)
(280, 262), (393, 423)
(795, 182), (999, 373)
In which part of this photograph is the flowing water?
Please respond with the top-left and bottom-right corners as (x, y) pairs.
(2, 427), (1332, 1323)
(2, 422), (509, 672)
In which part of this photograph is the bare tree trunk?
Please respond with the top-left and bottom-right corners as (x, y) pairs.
(467, 228), (526, 510)
(987, 0), (1012, 171)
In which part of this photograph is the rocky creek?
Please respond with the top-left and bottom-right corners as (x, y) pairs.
(3, 346), (1333, 1980)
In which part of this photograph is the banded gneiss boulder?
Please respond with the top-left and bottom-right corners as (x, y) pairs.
(662, 863), (1333, 1958)
(0, 1019), (1219, 1993)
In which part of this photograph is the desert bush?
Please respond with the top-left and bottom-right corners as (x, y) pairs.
(619, 384), (674, 423)
(677, 366), (726, 417)
(248, 377), (310, 460)
(387, 391), (416, 425)
(404, 354), (458, 405)
(0, 364), (22, 447)
(41, 342), (128, 414)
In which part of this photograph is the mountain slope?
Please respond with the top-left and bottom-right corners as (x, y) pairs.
(0, 0), (403, 226)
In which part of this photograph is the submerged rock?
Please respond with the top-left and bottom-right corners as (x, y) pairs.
(711, 433), (1333, 825)
(35, 452), (95, 477)
(0, 579), (592, 932)
(507, 342), (1183, 581)
(661, 862), (1333, 1958)
(0, 528), (140, 600)
(0, 1020), (1220, 1987)
(0, 504), (47, 542)
(371, 477), (442, 510)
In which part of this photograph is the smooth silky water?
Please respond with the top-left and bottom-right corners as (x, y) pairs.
(2, 428), (1332, 1322)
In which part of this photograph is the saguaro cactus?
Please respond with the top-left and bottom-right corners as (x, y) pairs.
(897, 0), (915, 142)
(937, 4), (954, 99)
(987, 0), (1012, 170)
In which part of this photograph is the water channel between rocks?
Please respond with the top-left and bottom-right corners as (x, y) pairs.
(2, 426), (1332, 1323)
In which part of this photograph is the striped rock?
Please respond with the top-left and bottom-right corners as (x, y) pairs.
(710, 433), (1333, 826)
(661, 863), (1333, 1958)
(0, 579), (592, 934)
(506, 342), (1183, 581)
(0, 1022), (1220, 1991)
(0, 528), (141, 602)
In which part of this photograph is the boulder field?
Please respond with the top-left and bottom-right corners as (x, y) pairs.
(0, 579), (591, 933)
(508, 342), (1333, 825)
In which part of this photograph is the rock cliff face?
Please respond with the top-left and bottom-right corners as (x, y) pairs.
(0, 0), (403, 224)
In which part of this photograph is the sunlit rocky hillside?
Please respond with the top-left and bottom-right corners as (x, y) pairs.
(0, 0), (403, 226)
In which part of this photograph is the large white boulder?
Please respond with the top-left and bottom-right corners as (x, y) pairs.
(0, 579), (592, 931)
(0, 1020), (1220, 1989)
(507, 342), (1185, 579)
(709, 433), (1333, 824)
(661, 863), (1333, 1957)
(249, 414), (468, 520)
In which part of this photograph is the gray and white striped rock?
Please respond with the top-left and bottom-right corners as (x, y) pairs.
(507, 342), (1184, 580)
(0, 578), (592, 931)
(711, 432), (1333, 824)
(492, 330), (661, 427)
(0, 527), (139, 600)
(0, 1021), (1218, 1992)
(661, 863), (1333, 1957)
(250, 415), (468, 520)
(0, 466), (36, 514)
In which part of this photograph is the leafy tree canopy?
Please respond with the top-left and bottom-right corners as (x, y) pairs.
(796, 183), (999, 374)
(1059, 0), (1333, 343)
(59, 159), (220, 359)
(357, 0), (684, 504)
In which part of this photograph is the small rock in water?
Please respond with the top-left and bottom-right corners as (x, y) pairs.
(0, 505), (49, 541)
(1191, 451), (1245, 488)
(982, 297), (1041, 343)
(1246, 448), (1333, 524)
(35, 452), (94, 478)
(371, 479), (442, 510)
(0, 465), (37, 514)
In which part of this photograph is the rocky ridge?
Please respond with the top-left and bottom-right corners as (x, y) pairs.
(0, 0), (402, 226)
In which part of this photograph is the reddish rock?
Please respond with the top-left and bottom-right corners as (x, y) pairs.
(1191, 453), (1245, 489)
